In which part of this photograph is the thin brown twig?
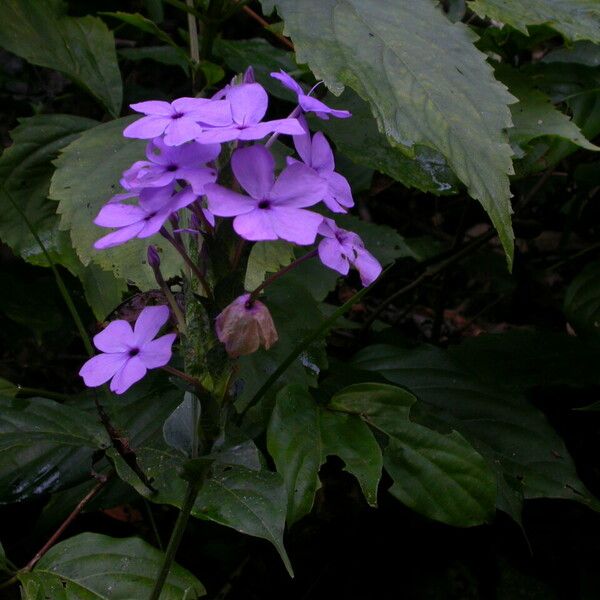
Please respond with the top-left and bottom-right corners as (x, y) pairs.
(161, 365), (208, 393)
(241, 4), (294, 50)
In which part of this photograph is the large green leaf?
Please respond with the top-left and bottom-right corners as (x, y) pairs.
(0, 0), (122, 116)
(330, 383), (496, 527)
(244, 241), (295, 291)
(0, 396), (109, 503)
(469, 0), (600, 43)
(19, 533), (205, 599)
(260, 0), (516, 264)
(351, 345), (600, 519)
(564, 262), (600, 341)
(110, 447), (292, 575)
(267, 385), (382, 523)
(49, 117), (182, 290)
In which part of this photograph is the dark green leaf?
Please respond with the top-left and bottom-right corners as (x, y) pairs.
(0, 378), (17, 398)
(101, 11), (180, 48)
(267, 385), (382, 523)
(469, 0), (600, 43)
(244, 241), (294, 291)
(163, 392), (201, 457)
(260, 0), (516, 265)
(330, 383), (496, 527)
(119, 46), (190, 74)
(49, 117), (182, 290)
(20, 532), (205, 599)
(564, 262), (600, 340)
(0, 0), (122, 115)
(0, 396), (109, 503)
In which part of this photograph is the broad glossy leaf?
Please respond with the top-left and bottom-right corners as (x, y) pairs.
(267, 385), (382, 523)
(313, 90), (459, 195)
(330, 383), (496, 527)
(469, 0), (600, 43)
(351, 345), (600, 518)
(110, 447), (292, 575)
(564, 262), (600, 340)
(49, 117), (182, 290)
(163, 392), (201, 457)
(260, 0), (516, 264)
(543, 41), (600, 68)
(19, 532), (205, 599)
(0, 0), (122, 116)
(244, 241), (295, 291)
(101, 11), (180, 48)
(0, 396), (109, 503)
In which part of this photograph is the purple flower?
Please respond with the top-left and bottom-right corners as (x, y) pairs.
(79, 305), (176, 394)
(205, 145), (326, 245)
(317, 218), (382, 286)
(270, 71), (351, 120)
(194, 83), (304, 143)
(123, 97), (231, 146)
(289, 117), (353, 213)
(94, 184), (197, 249)
(121, 137), (219, 194)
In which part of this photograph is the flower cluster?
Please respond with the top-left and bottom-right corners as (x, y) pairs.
(80, 69), (382, 392)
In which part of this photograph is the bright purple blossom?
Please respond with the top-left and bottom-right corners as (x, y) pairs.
(317, 218), (382, 286)
(271, 71), (351, 120)
(206, 146), (326, 244)
(289, 117), (353, 213)
(94, 184), (197, 249)
(121, 137), (219, 194)
(194, 83), (304, 143)
(123, 97), (231, 146)
(79, 305), (176, 394)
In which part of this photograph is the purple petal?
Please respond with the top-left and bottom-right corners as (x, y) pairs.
(93, 320), (134, 352)
(318, 237), (350, 275)
(79, 352), (128, 388)
(310, 132), (335, 172)
(108, 191), (137, 203)
(228, 83), (268, 126)
(176, 141), (221, 165)
(137, 211), (172, 238)
(299, 95), (351, 119)
(138, 333), (176, 368)
(353, 248), (382, 286)
(138, 184), (176, 212)
(123, 116), (170, 139)
(164, 117), (203, 146)
(318, 217), (338, 239)
(205, 184), (257, 216)
(270, 71), (304, 97)
(133, 305), (170, 346)
(178, 166), (217, 194)
(202, 207), (215, 227)
(174, 98), (232, 126)
(270, 162), (327, 208)
(94, 203), (145, 227)
(168, 186), (198, 211)
(130, 100), (173, 116)
(94, 222), (145, 249)
(194, 127), (241, 144)
(110, 356), (147, 394)
(292, 115), (312, 165)
(271, 207), (323, 245)
(233, 210), (278, 241)
(323, 171), (354, 212)
(232, 146), (275, 199)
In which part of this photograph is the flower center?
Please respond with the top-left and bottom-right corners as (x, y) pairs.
(257, 200), (270, 209)
(166, 164), (178, 172)
(145, 211), (158, 221)
(129, 347), (140, 357)
(171, 112), (184, 120)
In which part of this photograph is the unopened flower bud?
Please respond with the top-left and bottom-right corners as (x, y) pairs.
(243, 66), (255, 84)
(147, 245), (161, 270)
(215, 294), (278, 358)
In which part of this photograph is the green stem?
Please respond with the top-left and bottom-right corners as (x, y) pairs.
(237, 268), (388, 421)
(148, 481), (200, 600)
(2, 186), (94, 357)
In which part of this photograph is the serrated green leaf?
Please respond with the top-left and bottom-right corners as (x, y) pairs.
(49, 117), (183, 290)
(351, 345), (600, 520)
(0, 0), (122, 115)
(469, 0), (600, 43)
(20, 533), (205, 599)
(564, 262), (600, 340)
(260, 0), (516, 265)
(244, 241), (295, 291)
(330, 382), (496, 527)
(0, 396), (109, 503)
(109, 447), (292, 575)
(267, 385), (382, 523)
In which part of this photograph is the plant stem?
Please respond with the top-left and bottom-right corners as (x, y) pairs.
(151, 262), (187, 334)
(239, 4), (294, 50)
(148, 481), (200, 600)
(161, 227), (213, 300)
(248, 249), (317, 303)
(264, 106), (301, 149)
(2, 186), (94, 357)
(161, 365), (208, 394)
